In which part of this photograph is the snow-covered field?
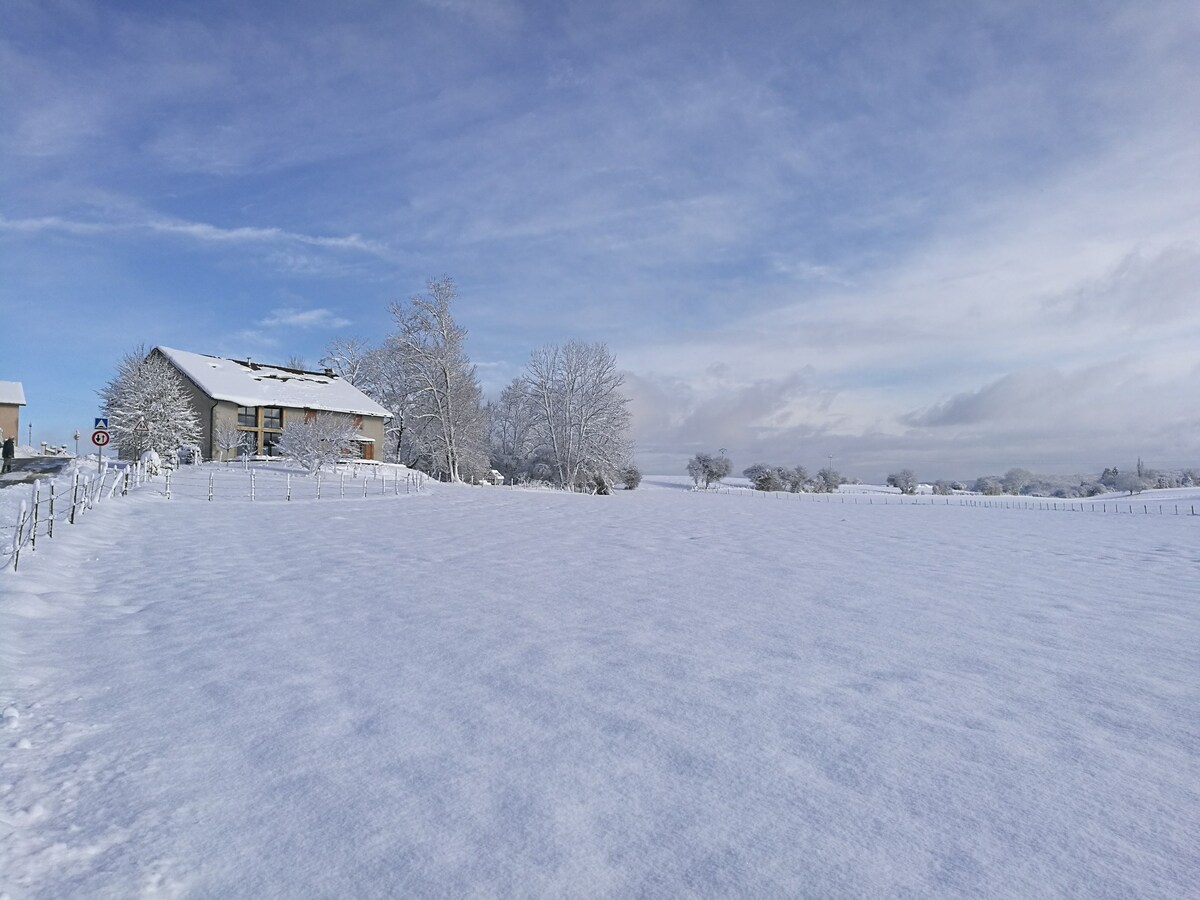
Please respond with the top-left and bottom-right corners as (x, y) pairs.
(2, 470), (1198, 897)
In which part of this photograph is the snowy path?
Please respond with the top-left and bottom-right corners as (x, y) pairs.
(2, 481), (1198, 897)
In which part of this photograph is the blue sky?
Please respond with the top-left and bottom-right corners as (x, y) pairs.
(2, 0), (1198, 479)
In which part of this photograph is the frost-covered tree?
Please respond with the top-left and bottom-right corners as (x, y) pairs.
(320, 337), (376, 386)
(814, 467), (842, 493)
(213, 420), (249, 461)
(1114, 471), (1147, 495)
(974, 475), (1003, 495)
(1002, 468), (1034, 495)
(487, 379), (536, 482)
(386, 277), (488, 482)
(688, 452), (733, 489)
(887, 469), (917, 494)
(522, 340), (632, 491)
(99, 347), (201, 461)
(785, 465), (808, 492)
(275, 414), (359, 474)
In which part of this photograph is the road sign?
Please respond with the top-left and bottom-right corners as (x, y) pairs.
(91, 430), (111, 447)
(94, 417), (109, 430)
(134, 419), (149, 434)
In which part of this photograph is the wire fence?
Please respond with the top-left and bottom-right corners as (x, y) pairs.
(1, 460), (159, 572)
(709, 488), (1200, 516)
(1, 461), (429, 572)
(152, 463), (428, 503)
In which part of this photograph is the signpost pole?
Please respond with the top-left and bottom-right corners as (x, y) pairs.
(92, 418), (110, 473)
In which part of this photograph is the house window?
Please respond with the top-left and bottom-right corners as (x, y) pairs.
(235, 406), (286, 456)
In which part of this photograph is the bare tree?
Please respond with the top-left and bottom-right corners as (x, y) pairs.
(319, 338), (375, 385)
(99, 347), (200, 460)
(387, 277), (487, 482)
(213, 420), (249, 461)
(522, 340), (632, 492)
(487, 378), (536, 482)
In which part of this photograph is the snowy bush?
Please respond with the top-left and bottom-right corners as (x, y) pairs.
(140, 449), (162, 476)
(887, 469), (918, 494)
(620, 465), (642, 490)
(743, 463), (810, 493)
(813, 467), (841, 493)
(743, 463), (782, 492)
(276, 414), (359, 474)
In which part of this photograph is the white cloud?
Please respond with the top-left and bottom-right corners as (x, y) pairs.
(258, 308), (352, 329)
(0, 213), (394, 260)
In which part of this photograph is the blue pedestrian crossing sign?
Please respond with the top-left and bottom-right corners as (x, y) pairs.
(94, 417), (109, 430)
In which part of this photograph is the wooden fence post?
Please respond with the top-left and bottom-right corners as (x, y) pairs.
(31, 481), (39, 551)
(13, 500), (27, 571)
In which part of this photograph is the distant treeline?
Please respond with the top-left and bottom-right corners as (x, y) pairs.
(966, 461), (1198, 498)
(687, 453), (1198, 498)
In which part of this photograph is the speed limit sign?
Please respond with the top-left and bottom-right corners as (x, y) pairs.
(91, 430), (111, 447)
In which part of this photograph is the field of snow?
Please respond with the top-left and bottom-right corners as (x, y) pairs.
(2, 469), (1198, 897)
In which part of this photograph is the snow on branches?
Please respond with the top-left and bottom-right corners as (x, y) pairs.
(521, 341), (632, 493)
(99, 347), (201, 462)
(275, 414), (360, 474)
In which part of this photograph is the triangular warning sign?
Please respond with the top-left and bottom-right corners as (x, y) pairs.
(134, 419), (150, 434)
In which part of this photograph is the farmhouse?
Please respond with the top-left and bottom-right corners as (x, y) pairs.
(154, 347), (390, 461)
(0, 380), (26, 444)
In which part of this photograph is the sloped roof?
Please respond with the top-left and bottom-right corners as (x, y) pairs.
(155, 347), (390, 418)
(0, 381), (26, 406)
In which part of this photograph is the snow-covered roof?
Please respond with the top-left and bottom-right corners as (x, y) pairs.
(0, 381), (26, 406)
(155, 347), (390, 418)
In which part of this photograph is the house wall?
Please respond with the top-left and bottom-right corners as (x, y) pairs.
(0, 404), (21, 444)
(355, 414), (386, 460)
(211, 400), (386, 462)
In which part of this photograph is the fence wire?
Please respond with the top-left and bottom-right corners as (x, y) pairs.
(2, 460), (157, 572)
(2, 462), (429, 572)
(708, 488), (1200, 516)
